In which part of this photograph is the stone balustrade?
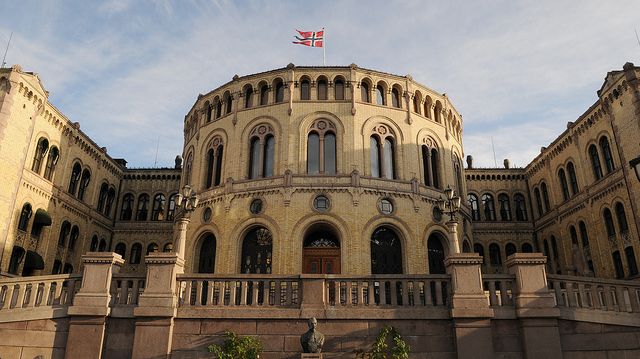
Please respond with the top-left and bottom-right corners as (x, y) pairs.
(548, 274), (640, 315)
(109, 273), (146, 318)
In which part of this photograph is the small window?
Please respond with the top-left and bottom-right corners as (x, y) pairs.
(17, 203), (32, 231)
(130, 243), (142, 264)
(136, 194), (150, 221)
(68, 163), (82, 195)
(313, 195), (330, 212)
(250, 199), (263, 214)
(203, 207), (212, 222)
(77, 169), (91, 201)
(244, 86), (253, 109)
(379, 198), (394, 215)
(43, 146), (59, 180)
(260, 85), (269, 105)
(274, 80), (284, 103)
(391, 88), (401, 108)
(31, 137), (49, 174)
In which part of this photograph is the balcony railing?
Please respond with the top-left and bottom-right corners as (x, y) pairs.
(548, 274), (640, 313)
(0, 274), (81, 320)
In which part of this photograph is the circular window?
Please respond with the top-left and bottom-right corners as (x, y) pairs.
(250, 199), (263, 215)
(313, 195), (330, 212)
(432, 206), (443, 222)
(203, 207), (212, 222)
(378, 198), (394, 215)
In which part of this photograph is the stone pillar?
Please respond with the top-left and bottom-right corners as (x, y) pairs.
(131, 252), (184, 359)
(446, 220), (461, 254)
(300, 274), (326, 319)
(65, 252), (124, 359)
(174, 216), (189, 261)
(445, 253), (494, 359)
(506, 253), (562, 359)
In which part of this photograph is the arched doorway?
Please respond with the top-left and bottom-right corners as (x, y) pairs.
(370, 226), (403, 274)
(197, 233), (216, 273)
(241, 227), (272, 274)
(428, 233), (447, 274)
(302, 223), (340, 274)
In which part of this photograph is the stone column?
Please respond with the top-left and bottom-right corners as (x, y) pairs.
(446, 220), (461, 254)
(445, 253), (494, 359)
(174, 216), (189, 261)
(65, 252), (124, 359)
(131, 252), (184, 359)
(506, 253), (562, 359)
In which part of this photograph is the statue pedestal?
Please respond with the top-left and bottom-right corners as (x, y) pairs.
(301, 354), (322, 359)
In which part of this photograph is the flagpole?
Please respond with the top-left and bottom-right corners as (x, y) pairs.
(323, 27), (326, 66)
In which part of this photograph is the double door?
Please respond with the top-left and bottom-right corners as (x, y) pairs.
(303, 247), (340, 274)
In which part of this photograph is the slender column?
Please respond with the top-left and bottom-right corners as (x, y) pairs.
(174, 216), (190, 262)
(446, 220), (461, 254)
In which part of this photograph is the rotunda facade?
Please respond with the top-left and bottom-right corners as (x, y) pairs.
(181, 64), (470, 275)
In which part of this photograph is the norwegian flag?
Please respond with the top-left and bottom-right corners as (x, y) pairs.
(293, 29), (324, 47)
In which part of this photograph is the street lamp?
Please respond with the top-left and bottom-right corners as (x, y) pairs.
(173, 185), (199, 259)
(630, 156), (640, 181)
(176, 185), (199, 213)
(436, 185), (462, 254)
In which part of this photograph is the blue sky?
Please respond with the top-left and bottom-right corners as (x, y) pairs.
(1, 0), (639, 168)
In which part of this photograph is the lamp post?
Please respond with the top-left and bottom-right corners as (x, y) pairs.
(436, 186), (462, 254)
(630, 156), (640, 181)
(174, 185), (199, 260)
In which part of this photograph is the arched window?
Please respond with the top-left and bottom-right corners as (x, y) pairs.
(299, 78), (311, 100)
(63, 263), (73, 274)
(151, 193), (166, 221)
(77, 169), (91, 201)
(550, 235), (560, 266)
(424, 96), (433, 119)
(58, 221), (71, 247)
(370, 136), (381, 178)
(360, 82), (370, 102)
(244, 86), (254, 109)
(260, 84), (269, 105)
(248, 125), (275, 179)
(204, 101), (212, 122)
(462, 240), (471, 253)
(31, 137), (49, 173)
(427, 234), (446, 274)
(391, 87), (401, 108)
(146, 243), (159, 254)
(567, 162), (579, 195)
(612, 251), (624, 279)
(167, 193), (177, 221)
(421, 143), (440, 188)
(413, 94), (421, 113)
(8, 246), (25, 274)
(558, 169), (570, 201)
(534, 187), (543, 217)
(603, 208), (616, 237)
(130, 243), (142, 264)
(184, 152), (193, 185)
(468, 194), (480, 221)
(114, 243), (126, 258)
(600, 137), (615, 173)
(52, 260), (62, 275)
(163, 243), (173, 252)
(17, 203), (32, 231)
(434, 101), (442, 123)
(570, 225), (578, 245)
(334, 78), (345, 100)
(514, 194), (528, 221)
(453, 154), (463, 195)
(505, 243), (517, 257)
(589, 144), (603, 181)
(481, 194), (496, 221)
(136, 194), (150, 221)
(489, 243), (502, 267)
(241, 227), (273, 274)
(90, 235), (99, 252)
(306, 120), (336, 175)
(214, 97), (222, 119)
(97, 183), (109, 213)
(498, 194), (512, 221)
(615, 203), (629, 234)
(541, 182), (550, 212)
(375, 84), (385, 105)
(274, 79), (284, 103)
(105, 188), (116, 217)
(69, 225), (79, 251)
(317, 78), (327, 100)
(43, 146), (59, 180)
(223, 92), (233, 115)
(522, 243), (533, 253)
(383, 138), (395, 180)
(370, 226), (403, 274)
(98, 238), (107, 252)
(205, 137), (224, 188)
(579, 221), (590, 249)
(68, 163), (82, 195)
(120, 193), (134, 220)
(474, 243), (485, 263)
(197, 233), (216, 273)
(625, 247), (638, 277)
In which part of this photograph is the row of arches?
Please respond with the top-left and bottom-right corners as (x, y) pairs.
(467, 193), (528, 222)
(114, 242), (173, 265)
(120, 192), (177, 221)
(473, 242), (534, 271)
(31, 137), (59, 181)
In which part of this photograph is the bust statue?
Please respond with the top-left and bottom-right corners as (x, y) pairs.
(300, 317), (325, 353)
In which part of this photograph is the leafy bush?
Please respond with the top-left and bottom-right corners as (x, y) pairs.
(354, 325), (410, 359)
(207, 331), (263, 359)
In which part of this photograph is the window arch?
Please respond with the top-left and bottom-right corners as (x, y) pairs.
(307, 119), (336, 174)
(599, 136), (615, 173)
(205, 137), (224, 188)
(69, 225), (79, 251)
(17, 203), (32, 231)
(541, 182), (550, 212)
(370, 126), (396, 179)
(105, 187), (116, 217)
(505, 243), (517, 257)
(146, 243), (159, 254)
(77, 169), (91, 201)
(204, 101), (212, 122)
(534, 187), (543, 217)
(90, 235), (99, 252)
(259, 83), (269, 105)
(522, 243), (533, 253)
(489, 243), (502, 267)
(603, 207), (616, 237)
(481, 194), (496, 221)
(213, 96), (222, 119)
(300, 77), (311, 100)
(43, 146), (59, 180)
(136, 194), (150, 221)
(453, 153), (463, 195)
(243, 85), (253, 109)
(121, 193), (134, 220)
(434, 101), (442, 123)
(317, 77), (328, 100)
(114, 243), (126, 258)
(370, 226), (403, 274)
(273, 79), (284, 103)
(413, 92), (422, 114)
(514, 193), (528, 221)
(375, 83), (386, 105)
(197, 233), (216, 273)
(421, 139), (440, 188)
(391, 87), (401, 108)
(615, 202), (629, 234)
(334, 77), (345, 100)
(241, 227), (273, 274)
(31, 137), (49, 174)
(498, 194), (512, 221)
(97, 183), (109, 213)
(167, 193), (177, 221)
(558, 168), (570, 201)
(612, 251), (624, 279)
(248, 124), (276, 179)
(424, 96), (433, 119)
(567, 162), (579, 195)
(184, 152), (193, 185)
(360, 81), (370, 102)
(68, 163), (82, 195)
(427, 233), (446, 274)
(130, 243), (142, 264)
(468, 194), (480, 221)
(589, 144), (603, 181)
(58, 221), (71, 247)
(223, 91), (233, 115)
(151, 193), (166, 221)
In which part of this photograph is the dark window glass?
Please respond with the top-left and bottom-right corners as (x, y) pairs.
(313, 195), (330, 211)
(625, 247), (638, 276)
(413, 96), (420, 113)
(97, 183), (108, 212)
(215, 99), (222, 119)
(498, 194), (512, 221)
(31, 138), (49, 173)
(604, 208), (616, 237)
(198, 234), (216, 273)
(241, 227), (273, 274)
(146, 243), (159, 255)
(63, 263), (73, 274)
(612, 251), (624, 279)
(130, 243), (142, 264)
(249, 137), (261, 179)
(550, 236), (559, 261)
(307, 132), (320, 174)
(505, 243), (517, 257)
(275, 81), (284, 103)
(334, 79), (344, 100)
(317, 79), (327, 100)
(361, 83), (370, 102)
(250, 199), (263, 214)
(579, 221), (590, 248)
(77, 169), (91, 201)
(427, 234), (446, 274)
(522, 243), (533, 253)
(244, 87), (253, 108)
(559, 169), (570, 201)
(600, 137), (615, 173)
(121, 194), (134, 220)
(151, 194), (166, 221)
(482, 194), (496, 221)
(567, 162), (579, 194)
(589, 144), (603, 180)
(167, 194), (177, 221)
(98, 238), (107, 252)
(541, 182), (550, 212)
(115, 243), (126, 258)
(615, 202), (629, 233)
(489, 243), (502, 266)
(58, 221), (70, 247)
(214, 145), (223, 186)
(8, 246), (25, 274)
(18, 203), (32, 231)
(431, 149), (440, 189)
(534, 188), (543, 217)
(324, 133), (336, 175)
(383, 138), (395, 180)
(43, 146), (59, 180)
(422, 146), (431, 186)
(69, 226), (79, 251)
(474, 243), (485, 263)
(376, 85), (385, 105)
(105, 188), (116, 217)
(260, 85), (269, 105)
(391, 88), (400, 108)
(371, 226), (403, 274)
(205, 149), (214, 188)
(136, 194), (150, 221)
(514, 194), (528, 221)
(300, 80), (310, 100)
(90, 235), (99, 251)
(370, 136), (381, 177)
(68, 163), (82, 195)
(224, 93), (232, 114)
(468, 194), (480, 221)
(379, 198), (393, 215)
(264, 135), (275, 177)
(570, 226), (578, 245)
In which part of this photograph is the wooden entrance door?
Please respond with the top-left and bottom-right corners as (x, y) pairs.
(303, 248), (341, 274)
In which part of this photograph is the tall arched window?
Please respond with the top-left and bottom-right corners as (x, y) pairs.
(489, 243), (502, 267)
(244, 85), (253, 109)
(370, 226), (403, 274)
(151, 193), (166, 221)
(306, 120), (336, 175)
(453, 154), (463, 195)
(204, 101), (212, 122)
(468, 194), (480, 221)
(550, 235), (560, 264)
(114, 243), (126, 258)
(248, 125), (276, 179)
(68, 163), (82, 195)
(534, 187), (543, 217)
(146, 243), (159, 254)
(43, 147), (59, 180)
(615, 202), (629, 234)
(360, 82), (370, 102)
(69, 225), (79, 251)
(300, 78), (310, 100)
(567, 162), (579, 195)
(136, 194), (150, 221)
(558, 169), (570, 201)
(205, 137), (224, 188)
(514, 194), (528, 221)
(370, 136), (381, 178)
(77, 169), (91, 201)
(474, 243), (485, 263)
(625, 247), (638, 276)
(197, 233), (216, 273)
(31, 137), (49, 174)
(383, 138), (395, 180)
(370, 126), (397, 180)
(541, 182), (550, 212)
(58, 221), (71, 247)
(260, 84), (269, 105)
(334, 78), (345, 100)
(130, 243), (142, 264)
(223, 91), (233, 115)
(317, 77), (327, 100)
(570, 225), (578, 245)
(391, 87), (401, 108)
(498, 194), (511, 221)
(167, 193), (177, 221)
(612, 251), (624, 279)
(99, 238), (108, 252)
(427, 234), (446, 274)
(421, 141), (440, 188)
(413, 93), (421, 113)
(97, 183), (109, 213)
(184, 152), (193, 185)
(214, 97), (222, 119)
(482, 194), (496, 221)
(17, 203), (32, 231)
(522, 243), (533, 253)
(424, 97), (433, 119)
(121, 193), (134, 220)
(589, 144), (603, 181)
(241, 227), (273, 274)
(375, 84), (385, 105)
(434, 101), (442, 123)
(90, 235), (99, 252)
(105, 188), (116, 217)
(505, 243), (517, 257)
(274, 79), (284, 103)
(599, 136), (615, 173)
(603, 208), (616, 237)
(579, 221), (590, 249)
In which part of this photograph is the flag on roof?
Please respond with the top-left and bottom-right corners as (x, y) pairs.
(293, 29), (324, 47)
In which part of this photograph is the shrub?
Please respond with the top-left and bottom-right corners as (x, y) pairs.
(207, 331), (263, 359)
